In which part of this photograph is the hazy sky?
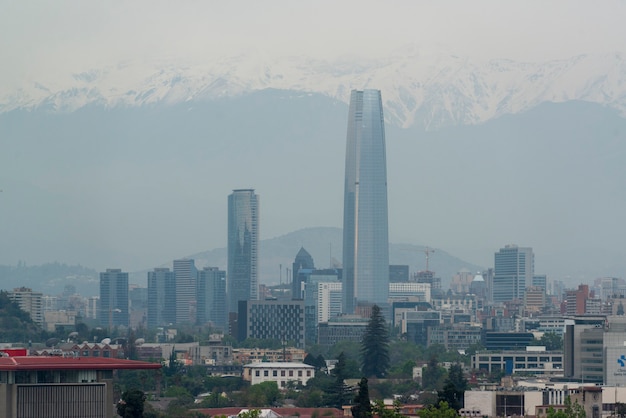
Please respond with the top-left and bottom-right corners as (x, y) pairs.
(2, 0), (626, 92)
(2, 1), (626, 280)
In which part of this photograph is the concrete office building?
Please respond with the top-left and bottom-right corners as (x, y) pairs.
(147, 267), (176, 329)
(238, 300), (305, 348)
(99, 269), (129, 328)
(493, 245), (534, 303)
(197, 267), (227, 330)
(8, 287), (43, 326)
(342, 89), (389, 313)
(173, 258), (197, 324)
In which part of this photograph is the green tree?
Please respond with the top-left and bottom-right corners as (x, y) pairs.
(361, 305), (390, 378)
(351, 377), (372, 418)
(326, 352), (353, 408)
(418, 401), (459, 418)
(372, 399), (405, 418)
(537, 332), (563, 351)
(238, 410), (261, 418)
(246, 381), (281, 406)
(116, 389), (146, 418)
(422, 356), (445, 391)
(546, 396), (586, 418)
(437, 364), (467, 411)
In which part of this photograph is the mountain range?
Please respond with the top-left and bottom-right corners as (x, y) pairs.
(3, 50), (626, 129)
(2, 49), (626, 284)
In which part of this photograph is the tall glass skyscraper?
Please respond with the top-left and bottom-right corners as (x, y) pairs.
(342, 89), (389, 313)
(228, 189), (259, 313)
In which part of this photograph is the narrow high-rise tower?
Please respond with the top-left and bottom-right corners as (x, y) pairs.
(342, 89), (389, 313)
(492, 245), (534, 303)
(99, 268), (129, 329)
(228, 189), (259, 313)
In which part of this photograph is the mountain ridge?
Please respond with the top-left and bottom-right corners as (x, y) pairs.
(3, 50), (626, 129)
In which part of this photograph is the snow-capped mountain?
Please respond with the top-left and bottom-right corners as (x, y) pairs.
(3, 49), (626, 129)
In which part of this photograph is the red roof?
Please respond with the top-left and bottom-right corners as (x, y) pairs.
(0, 356), (161, 371)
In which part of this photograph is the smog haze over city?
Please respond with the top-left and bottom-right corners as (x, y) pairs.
(2, 0), (626, 285)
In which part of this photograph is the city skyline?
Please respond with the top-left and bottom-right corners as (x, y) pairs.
(342, 90), (390, 313)
(2, 3), (626, 284)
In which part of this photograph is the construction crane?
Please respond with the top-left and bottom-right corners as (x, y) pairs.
(423, 247), (435, 272)
(401, 246), (436, 272)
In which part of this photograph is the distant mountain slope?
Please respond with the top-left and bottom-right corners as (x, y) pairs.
(0, 262), (98, 296)
(2, 50), (626, 129)
(2, 93), (626, 282)
(186, 227), (483, 289)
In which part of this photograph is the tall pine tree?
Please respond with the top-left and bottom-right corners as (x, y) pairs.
(360, 304), (390, 378)
(351, 377), (372, 418)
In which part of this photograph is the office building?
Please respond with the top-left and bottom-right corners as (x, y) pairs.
(197, 266), (227, 329)
(238, 299), (305, 348)
(493, 245), (534, 303)
(8, 287), (43, 326)
(243, 362), (315, 387)
(472, 347), (563, 375)
(292, 247), (315, 299)
(99, 268), (129, 328)
(147, 267), (176, 328)
(389, 265), (409, 282)
(388, 282), (431, 303)
(342, 89), (389, 313)
(228, 189), (259, 313)
(173, 258), (197, 324)
(317, 316), (368, 347)
(302, 270), (341, 344)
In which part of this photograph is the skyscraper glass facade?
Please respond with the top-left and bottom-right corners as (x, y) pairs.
(228, 189), (259, 313)
(342, 89), (389, 313)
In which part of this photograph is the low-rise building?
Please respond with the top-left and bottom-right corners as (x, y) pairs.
(242, 362), (315, 387)
(0, 356), (160, 418)
(232, 348), (305, 364)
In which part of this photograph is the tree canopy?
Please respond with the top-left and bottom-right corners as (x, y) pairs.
(116, 389), (146, 418)
(361, 304), (390, 378)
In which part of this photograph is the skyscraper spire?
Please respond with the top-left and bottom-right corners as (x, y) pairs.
(342, 90), (389, 313)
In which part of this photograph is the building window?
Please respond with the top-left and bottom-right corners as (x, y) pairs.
(289, 370), (293, 377)
(103, 351), (110, 358)
(255, 371), (260, 377)
(298, 370), (302, 377)
(281, 370), (285, 376)
(307, 370), (311, 377)
(273, 370), (278, 377)
(264, 370), (269, 377)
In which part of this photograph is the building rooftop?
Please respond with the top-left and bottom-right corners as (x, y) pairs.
(0, 356), (161, 371)
(244, 362), (314, 369)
